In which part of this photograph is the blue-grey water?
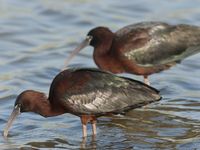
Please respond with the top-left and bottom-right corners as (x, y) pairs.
(0, 0), (200, 149)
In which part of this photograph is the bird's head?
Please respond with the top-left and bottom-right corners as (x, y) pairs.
(63, 27), (113, 69)
(87, 27), (113, 47)
(3, 90), (47, 137)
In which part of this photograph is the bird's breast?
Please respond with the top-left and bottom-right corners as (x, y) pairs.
(93, 51), (125, 74)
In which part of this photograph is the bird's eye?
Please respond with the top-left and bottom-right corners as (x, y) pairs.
(15, 104), (19, 109)
(86, 35), (93, 42)
(14, 104), (21, 112)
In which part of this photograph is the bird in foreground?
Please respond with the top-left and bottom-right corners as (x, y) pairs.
(64, 22), (200, 85)
(3, 68), (161, 138)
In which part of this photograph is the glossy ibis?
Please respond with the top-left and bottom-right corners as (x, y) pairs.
(64, 22), (200, 85)
(3, 68), (161, 137)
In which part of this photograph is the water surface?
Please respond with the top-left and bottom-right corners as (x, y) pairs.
(0, 0), (200, 149)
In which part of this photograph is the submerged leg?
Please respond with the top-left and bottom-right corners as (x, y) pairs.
(144, 75), (150, 85)
(81, 116), (89, 137)
(91, 120), (97, 136)
(82, 124), (87, 137)
(81, 115), (97, 137)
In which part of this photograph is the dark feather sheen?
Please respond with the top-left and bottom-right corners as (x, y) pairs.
(49, 68), (161, 116)
(115, 22), (200, 66)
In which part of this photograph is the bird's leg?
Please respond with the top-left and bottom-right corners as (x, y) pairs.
(143, 75), (150, 85)
(81, 115), (89, 137)
(82, 124), (87, 137)
(91, 118), (97, 136)
(81, 115), (97, 137)
(92, 122), (96, 135)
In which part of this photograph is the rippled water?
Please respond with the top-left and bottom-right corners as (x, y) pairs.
(0, 0), (200, 149)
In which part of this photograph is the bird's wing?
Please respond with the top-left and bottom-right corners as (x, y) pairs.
(115, 22), (170, 37)
(114, 22), (200, 67)
(148, 46), (200, 65)
(60, 69), (160, 115)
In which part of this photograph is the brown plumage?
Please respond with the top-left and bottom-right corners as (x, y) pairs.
(3, 68), (161, 137)
(64, 22), (200, 85)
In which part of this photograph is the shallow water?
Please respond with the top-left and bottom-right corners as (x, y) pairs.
(0, 0), (200, 149)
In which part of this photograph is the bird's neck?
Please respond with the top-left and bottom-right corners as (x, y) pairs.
(93, 35), (125, 73)
(35, 99), (66, 118)
(93, 34), (114, 56)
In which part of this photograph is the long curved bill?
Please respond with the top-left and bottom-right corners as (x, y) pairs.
(63, 36), (92, 70)
(3, 105), (21, 137)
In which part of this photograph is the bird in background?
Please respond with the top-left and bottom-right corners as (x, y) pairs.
(3, 68), (161, 138)
(64, 21), (200, 85)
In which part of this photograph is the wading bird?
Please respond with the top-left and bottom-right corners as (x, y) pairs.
(64, 22), (200, 85)
(3, 68), (161, 137)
